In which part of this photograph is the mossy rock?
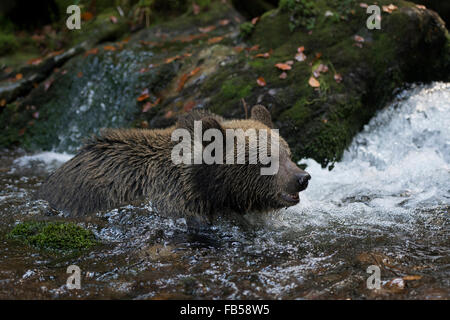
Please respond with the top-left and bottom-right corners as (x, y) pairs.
(7, 221), (97, 251)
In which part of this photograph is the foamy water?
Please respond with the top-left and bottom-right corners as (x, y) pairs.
(271, 82), (450, 232)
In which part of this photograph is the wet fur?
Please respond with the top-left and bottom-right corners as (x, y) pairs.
(36, 106), (295, 220)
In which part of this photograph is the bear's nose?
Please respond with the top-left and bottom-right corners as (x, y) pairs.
(296, 172), (311, 191)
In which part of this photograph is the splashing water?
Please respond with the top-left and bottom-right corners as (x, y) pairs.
(1, 83), (449, 299)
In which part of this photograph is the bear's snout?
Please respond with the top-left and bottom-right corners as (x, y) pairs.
(295, 172), (311, 192)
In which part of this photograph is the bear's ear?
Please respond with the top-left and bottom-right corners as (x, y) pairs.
(176, 113), (225, 138)
(251, 105), (273, 128)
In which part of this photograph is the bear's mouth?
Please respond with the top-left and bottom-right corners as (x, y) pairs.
(280, 192), (300, 204)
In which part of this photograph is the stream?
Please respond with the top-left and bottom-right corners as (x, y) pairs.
(0, 82), (448, 299)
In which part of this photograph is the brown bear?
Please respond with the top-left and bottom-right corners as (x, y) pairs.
(35, 105), (310, 222)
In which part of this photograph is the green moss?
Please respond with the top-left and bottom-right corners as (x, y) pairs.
(8, 221), (97, 251)
(239, 22), (255, 38)
(0, 32), (18, 56)
(280, 98), (312, 124)
(220, 79), (253, 100)
(279, 0), (318, 31)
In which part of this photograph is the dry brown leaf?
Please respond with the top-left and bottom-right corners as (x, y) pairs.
(77, 72), (83, 78)
(103, 45), (116, 51)
(298, 46), (305, 53)
(359, 3), (368, 8)
(275, 63), (292, 71)
(415, 4), (426, 10)
(354, 35), (365, 43)
(193, 2), (200, 15)
(84, 48), (99, 57)
(254, 52), (270, 59)
(199, 25), (216, 33)
(219, 19), (230, 26)
(142, 98), (161, 112)
(403, 275), (422, 281)
(248, 44), (260, 52)
(334, 73), (343, 83)
(27, 57), (43, 65)
(164, 110), (174, 119)
(44, 79), (54, 91)
(279, 72), (287, 79)
(15, 73), (23, 80)
(251, 17), (259, 25)
(256, 76), (266, 87)
(208, 36), (223, 44)
(308, 76), (320, 88)
(81, 11), (93, 21)
(295, 52), (306, 62)
(110, 16), (118, 24)
(382, 4), (398, 14)
(0, 99), (6, 107)
(183, 101), (196, 112)
(137, 94), (150, 102)
(165, 55), (181, 63)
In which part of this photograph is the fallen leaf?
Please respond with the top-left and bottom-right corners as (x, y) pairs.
(141, 120), (149, 128)
(183, 101), (196, 112)
(315, 64), (329, 74)
(137, 93), (150, 102)
(298, 46), (305, 53)
(219, 19), (230, 26)
(81, 11), (93, 21)
(382, 4), (398, 14)
(84, 48), (99, 57)
(415, 4), (426, 10)
(254, 52), (270, 58)
(256, 76), (266, 87)
(251, 17), (259, 25)
(0, 99), (6, 107)
(32, 111), (39, 119)
(110, 16), (118, 24)
(308, 76), (320, 88)
(208, 36), (223, 44)
(177, 67), (201, 91)
(275, 63), (292, 71)
(248, 44), (260, 52)
(165, 55), (181, 63)
(279, 72), (287, 79)
(199, 25), (216, 33)
(44, 79), (54, 91)
(103, 45), (116, 51)
(334, 73), (343, 83)
(295, 52), (306, 62)
(27, 57), (43, 65)
(285, 60), (294, 65)
(77, 71), (83, 78)
(4, 67), (12, 74)
(403, 275), (422, 281)
(142, 98), (161, 112)
(164, 110), (174, 119)
(15, 73), (23, 80)
(234, 46), (244, 53)
(359, 3), (368, 8)
(193, 2), (200, 15)
(354, 35), (365, 43)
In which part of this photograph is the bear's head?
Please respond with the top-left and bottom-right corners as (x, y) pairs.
(172, 105), (310, 216)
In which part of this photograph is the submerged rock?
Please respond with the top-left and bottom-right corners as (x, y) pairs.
(0, 0), (449, 167)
